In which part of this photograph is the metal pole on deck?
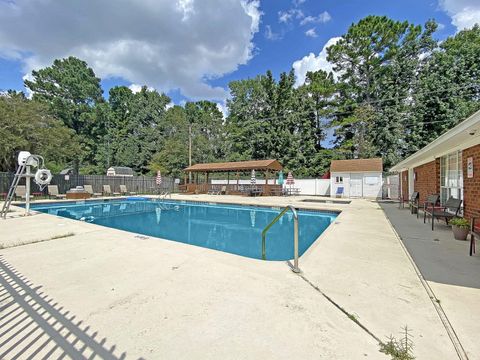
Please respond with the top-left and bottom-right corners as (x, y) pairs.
(25, 165), (31, 216)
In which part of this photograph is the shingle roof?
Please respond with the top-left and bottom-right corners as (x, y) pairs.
(185, 159), (283, 172)
(330, 158), (383, 172)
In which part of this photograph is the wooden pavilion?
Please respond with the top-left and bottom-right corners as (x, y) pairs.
(181, 159), (283, 196)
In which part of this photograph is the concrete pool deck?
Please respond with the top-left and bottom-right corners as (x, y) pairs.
(0, 195), (477, 359)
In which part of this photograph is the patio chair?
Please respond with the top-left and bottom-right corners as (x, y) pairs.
(408, 191), (420, 215)
(103, 185), (120, 196)
(250, 186), (263, 197)
(335, 187), (344, 198)
(424, 196), (462, 231)
(220, 185), (227, 195)
(84, 185), (102, 197)
(418, 194), (439, 219)
(119, 184), (137, 195)
(14, 185), (32, 200)
(47, 185), (66, 199)
(207, 186), (220, 195)
(469, 217), (479, 256)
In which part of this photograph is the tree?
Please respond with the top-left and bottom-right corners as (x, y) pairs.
(411, 25), (480, 151)
(0, 94), (79, 172)
(107, 86), (170, 173)
(148, 105), (189, 178)
(327, 16), (438, 167)
(24, 57), (105, 172)
(24, 56), (103, 133)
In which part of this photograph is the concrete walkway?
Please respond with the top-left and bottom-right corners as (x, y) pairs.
(0, 195), (471, 359)
(381, 202), (480, 358)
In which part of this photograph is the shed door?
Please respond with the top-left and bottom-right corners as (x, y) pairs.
(350, 174), (363, 197)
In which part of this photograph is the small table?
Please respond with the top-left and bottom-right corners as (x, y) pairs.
(66, 191), (91, 200)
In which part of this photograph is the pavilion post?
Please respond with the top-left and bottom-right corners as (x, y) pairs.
(227, 172), (230, 185)
(236, 172), (240, 190)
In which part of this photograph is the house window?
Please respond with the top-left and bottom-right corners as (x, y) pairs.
(440, 151), (463, 205)
(335, 176), (343, 184)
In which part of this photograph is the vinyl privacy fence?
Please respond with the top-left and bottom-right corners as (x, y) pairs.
(0, 172), (176, 195)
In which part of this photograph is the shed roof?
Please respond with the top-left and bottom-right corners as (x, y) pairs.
(108, 166), (134, 175)
(330, 158), (383, 173)
(185, 159), (283, 173)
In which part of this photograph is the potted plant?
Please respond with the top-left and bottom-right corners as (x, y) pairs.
(450, 217), (470, 241)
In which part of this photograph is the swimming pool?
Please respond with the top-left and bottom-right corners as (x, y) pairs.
(29, 198), (337, 261)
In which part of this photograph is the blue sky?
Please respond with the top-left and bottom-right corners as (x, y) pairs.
(0, 0), (477, 108)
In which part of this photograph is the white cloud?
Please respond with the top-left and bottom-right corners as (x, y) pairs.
(300, 11), (331, 25)
(216, 101), (229, 118)
(439, 0), (480, 31)
(128, 84), (155, 93)
(278, 9), (304, 23)
(305, 28), (318, 38)
(0, 0), (261, 101)
(293, 0), (306, 6)
(264, 25), (282, 40)
(292, 36), (341, 87)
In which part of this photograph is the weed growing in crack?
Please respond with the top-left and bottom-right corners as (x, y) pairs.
(379, 325), (415, 360)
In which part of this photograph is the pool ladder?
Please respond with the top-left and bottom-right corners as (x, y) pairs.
(261, 205), (300, 273)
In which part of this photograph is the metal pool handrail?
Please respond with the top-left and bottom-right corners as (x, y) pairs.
(261, 205), (300, 273)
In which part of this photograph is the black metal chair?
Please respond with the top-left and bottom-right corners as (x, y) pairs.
(424, 196), (462, 231)
(420, 194), (440, 221)
(469, 217), (479, 256)
(407, 191), (419, 214)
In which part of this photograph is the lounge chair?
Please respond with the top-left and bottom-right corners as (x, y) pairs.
(103, 185), (120, 196)
(469, 217), (479, 256)
(408, 191), (420, 215)
(119, 184), (137, 195)
(424, 196), (462, 230)
(207, 186), (220, 195)
(14, 185), (32, 200)
(84, 185), (102, 197)
(335, 187), (344, 198)
(418, 194), (439, 219)
(47, 185), (66, 199)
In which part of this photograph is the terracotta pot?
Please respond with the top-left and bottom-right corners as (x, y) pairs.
(452, 225), (469, 241)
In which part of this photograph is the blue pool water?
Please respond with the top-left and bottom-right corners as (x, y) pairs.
(29, 199), (337, 261)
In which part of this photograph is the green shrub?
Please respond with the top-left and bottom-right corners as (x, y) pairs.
(450, 217), (469, 229)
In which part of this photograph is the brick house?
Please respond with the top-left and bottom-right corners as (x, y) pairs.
(391, 110), (480, 219)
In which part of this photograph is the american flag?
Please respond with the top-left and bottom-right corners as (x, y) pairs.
(156, 170), (162, 186)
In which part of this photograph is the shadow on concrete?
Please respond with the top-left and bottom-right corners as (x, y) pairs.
(381, 203), (480, 289)
(0, 255), (142, 359)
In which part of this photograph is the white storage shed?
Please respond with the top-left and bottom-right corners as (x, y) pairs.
(330, 158), (383, 198)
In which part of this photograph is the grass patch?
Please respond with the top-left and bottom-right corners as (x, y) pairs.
(50, 232), (75, 240)
(0, 232), (75, 249)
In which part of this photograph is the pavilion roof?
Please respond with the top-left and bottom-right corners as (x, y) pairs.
(185, 159), (283, 173)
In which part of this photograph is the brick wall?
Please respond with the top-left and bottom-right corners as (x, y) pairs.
(413, 159), (440, 204)
(462, 144), (480, 219)
(401, 170), (409, 201)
